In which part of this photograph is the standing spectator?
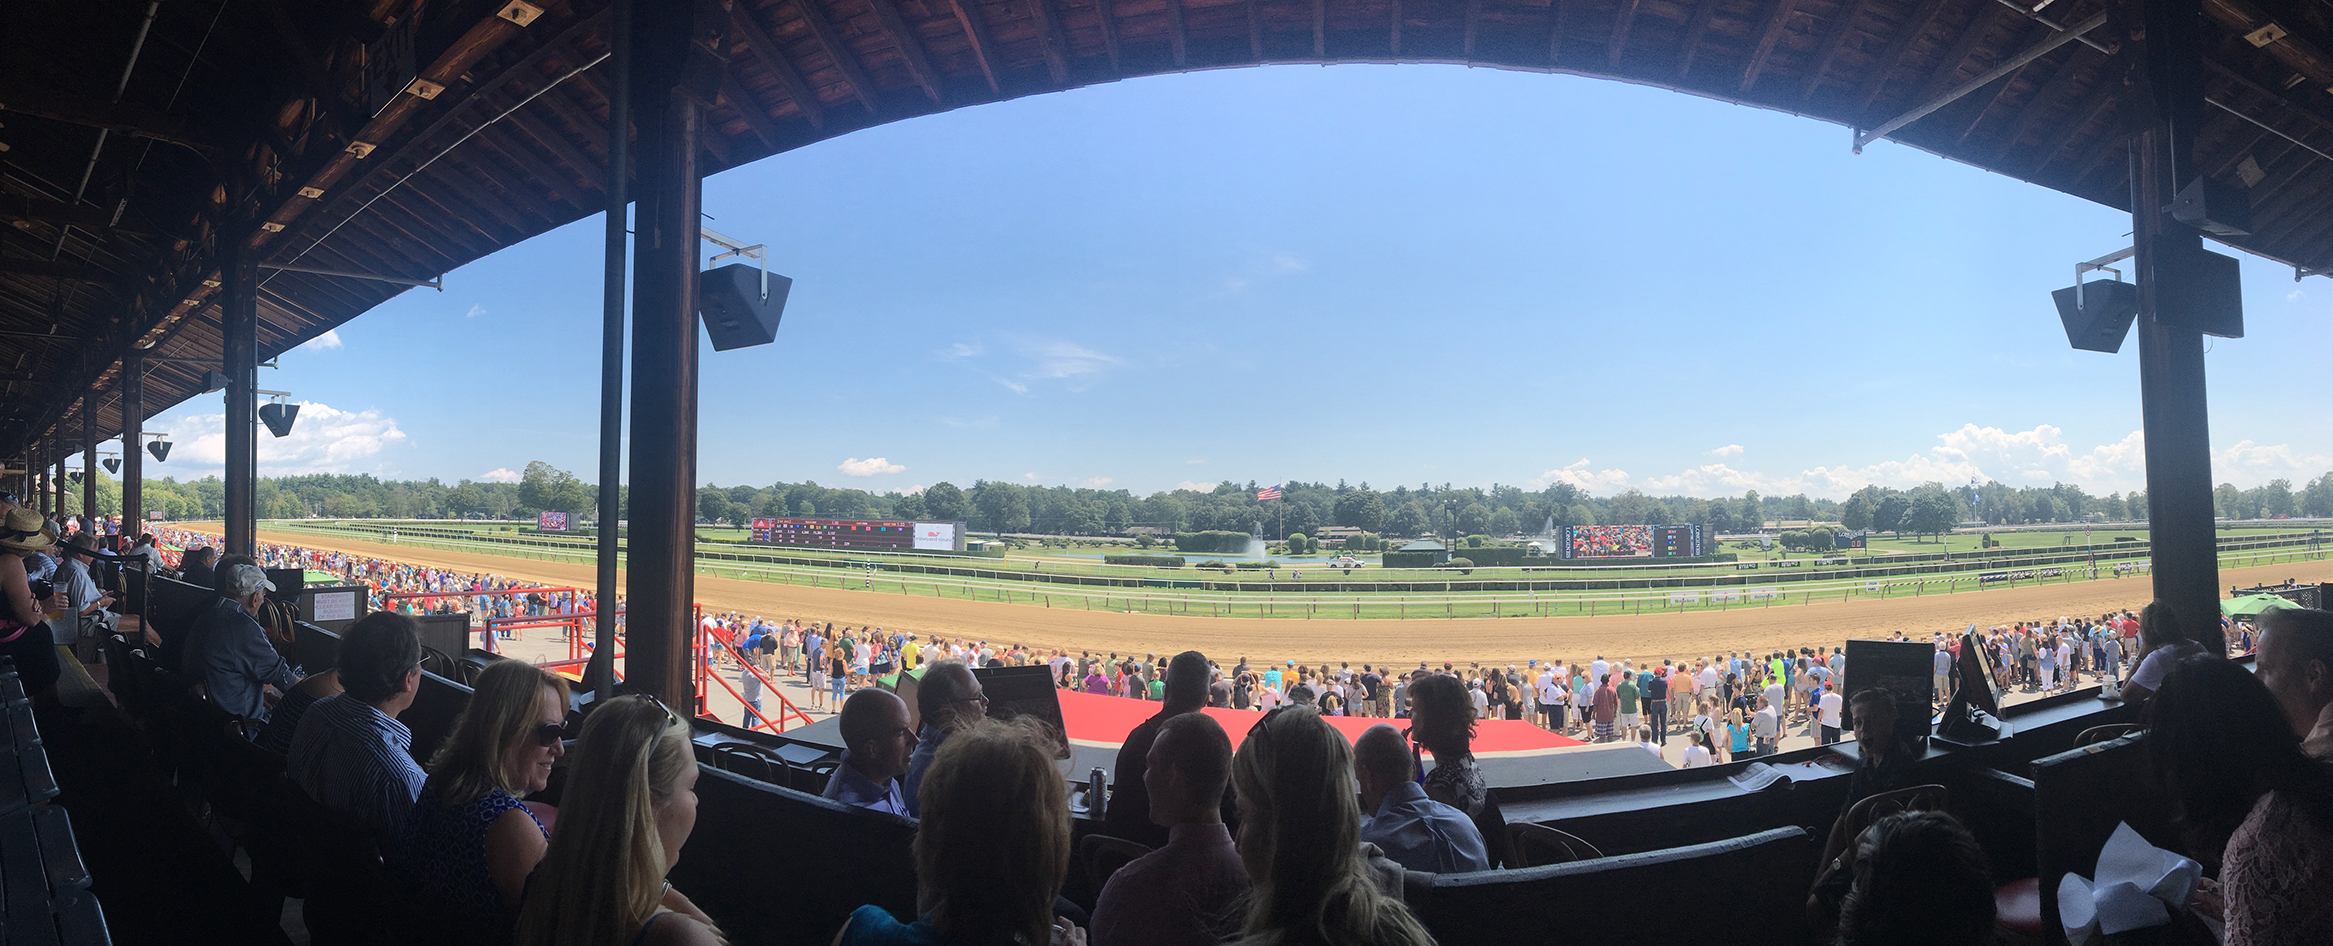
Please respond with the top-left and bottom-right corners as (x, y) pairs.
(1090, 713), (1250, 946)
(838, 718), (1082, 946)
(1353, 725), (1487, 874)
(2255, 608), (2333, 760)
(514, 696), (722, 946)
(822, 689), (917, 816)
(1817, 682), (1844, 745)
(404, 660), (571, 945)
(1645, 668), (1670, 740)
(1751, 700), (1778, 757)
(1680, 730), (1714, 768)
(738, 662), (763, 727)
(1106, 651), (1211, 849)
(287, 612), (426, 843)
(1592, 673), (1619, 744)
(1616, 671), (1641, 738)
(2148, 655), (2333, 945)
(1228, 707), (1434, 946)
(1933, 643), (1954, 703)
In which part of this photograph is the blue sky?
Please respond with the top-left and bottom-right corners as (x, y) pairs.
(139, 64), (2331, 499)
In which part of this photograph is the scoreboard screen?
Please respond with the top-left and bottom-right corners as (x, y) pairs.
(1560, 523), (1708, 559)
(749, 518), (966, 551)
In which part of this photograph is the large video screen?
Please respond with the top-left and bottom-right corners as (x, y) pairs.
(1561, 524), (1708, 559)
(749, 518), (966, 551)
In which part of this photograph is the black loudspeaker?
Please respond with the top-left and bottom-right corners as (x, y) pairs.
(2051, 279), (2140, 353)
(69, 472), (82, 485)
(147, 441), (170, 462)
(201, 370), (230, 393)
(2173, 176), (2252, 237)
(258, 402), (299, 438)
(2151, 237), (2244, 338)
(101, 458), (119, 475)
(697, 263), (790, 351)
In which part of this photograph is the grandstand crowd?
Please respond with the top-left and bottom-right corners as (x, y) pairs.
(9, 507), (2322, 944)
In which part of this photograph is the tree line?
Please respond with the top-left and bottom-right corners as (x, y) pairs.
(42, 461), (2333, 539)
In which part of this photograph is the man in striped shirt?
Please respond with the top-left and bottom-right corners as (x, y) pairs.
(288, 611), (427, 843)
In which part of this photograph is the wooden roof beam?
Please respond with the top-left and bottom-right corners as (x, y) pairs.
(0, 196), (146, 234)
(1103, 0), (1128, 69)
(951, 0), (1007, 92)
(1168, 0), (1189, 68)
(1609, 0), (1642, 67)
(719, 73), (783, 150)
(1250, 0), (1267, 61)
(1990, 46), (2098, 164)
(790, 0), (884, 113)
(0, 258), (127, 285)
(1740, 0), (1804, 93)
(727, 6), (830, 127)
(1798, 0), (1874, 101)
(1951, 23), (2055, 146)
(2032, 91), (2120, 177)
(506, 107), (610, 191)
(1034, 0), (1076, 81)
(1851, 0), (1951, 113)
(867, 0), (945, 103)
(0, 78), (216, 154)
(1313, 0), (1325, 59)
(1675, 0), (1721, 78)
(1549, 0), (1570, 65)
(2205, 0), (2333, 89)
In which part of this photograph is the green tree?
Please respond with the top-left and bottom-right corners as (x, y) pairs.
(922, 482), (969, 521)
(1873, 491), (1910, 534)
(1841, 486), (1883, 532)
(2262, 478), (2296, 517)
(1905, 487), (1960, 540)
(1738, 491), (1764, 530)
(1334, 490), (1386, 531)
(518, 461), (590, 514)
(1456, 502), (1492, 536)
(2303, 474), (2333, 518)
(1387, 502), (1429, 537)
(1487, 506), (1521, 538)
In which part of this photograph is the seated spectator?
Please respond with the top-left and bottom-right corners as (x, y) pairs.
(287, 612), (425, 841)
(258, 666), (343, 756)
(838, 717), (1082, 946)
(177, 545), (218, 590)
(2150, 654), (2333, 945)
(1404, 673), (1484, 818)
(1353, 724), (1487, 874)
(516, 695), (721, 946)
(1823, 688), (1919, 864)
(185, 564), (299, 720)
(1833, 811), (1997, 946)
(405, 660), (572, 945)
(2255, 607), (2333, 760)
(822, 689), (917, 815)
(2121, 600), (2205, 706)
(1105, 651), (1210, 848)
(123, 533), (165, 575)
(56, 532), (118, 660)
(904, 659), (987, 816)
(1091, 713), (1249, 946)
(0, 511), (65, 696)
(1230, 707), (1433, 946)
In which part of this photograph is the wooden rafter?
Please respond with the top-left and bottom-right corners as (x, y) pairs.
(1886, 3), (2009, 124)
(1464, 0), (1481, 59)
(1393, 0), (1404, 55)
(728, 6), (830, 128)
(1314, 0), (1326, 58)
(1609, 0), (1641, 67)
(951, 0), (1007, 92)
(1032, 0), (1074, 82)
(1851, 0), (1951, 113)
(792, 0), (884, 113)
(866, 0), (945, 102)
(719, 73), (783, 149)
(1949, 21), (2049, 146)
(1168, 0), (1189, 67)
(1549, 0), (1569, 65)
(1675, 0), (1720, 78)
(2032, 90), (2120, 177)
(1740, 0), (1802, 93)
(1797, 0), (1872, 101)
(507, 105), (611, 190)
(1990, 46), (2096, 165)
(1101, 0), (1126, 71)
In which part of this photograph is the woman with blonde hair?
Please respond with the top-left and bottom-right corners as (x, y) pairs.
(838, 716), (1081, 946)
(515, 696), (721, 946)
(405, 659), (573, 944)
(1232, 707), (1433, 946)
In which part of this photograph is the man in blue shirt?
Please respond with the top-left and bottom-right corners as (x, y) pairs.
(1354, 725), (1487, 873)
(822, 689), (917, 816)
(184, 565), (299, 720)
(287, 611), (426, 843)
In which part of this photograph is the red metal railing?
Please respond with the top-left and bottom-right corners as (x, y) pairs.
(694, 607), (815, 734)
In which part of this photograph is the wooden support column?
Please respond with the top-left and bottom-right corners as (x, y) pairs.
(223, 238), (259, 556)
(53, 455), (65, 520)
(2131, 0), (2222, 653)
(80, 396), (95, 525)
(624, 0), (714, 707)
(121, 351), (142, 540)
(591, 0), (634, 700)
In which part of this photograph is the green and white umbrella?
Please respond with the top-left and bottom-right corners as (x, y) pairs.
(2223, 594), (2299, 618)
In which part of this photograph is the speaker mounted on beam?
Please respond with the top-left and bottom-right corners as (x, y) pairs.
(2051, 279), (2140, 353)
(697, 262), (790, 351)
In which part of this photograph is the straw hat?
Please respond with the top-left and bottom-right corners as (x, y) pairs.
(0, 509), (58, 552)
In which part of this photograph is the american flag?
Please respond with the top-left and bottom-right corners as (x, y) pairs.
(1256, 484), (1282, 502)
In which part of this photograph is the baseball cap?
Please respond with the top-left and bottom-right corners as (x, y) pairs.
(223, 563), (277, 599)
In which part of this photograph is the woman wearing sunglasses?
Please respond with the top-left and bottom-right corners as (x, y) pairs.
(405, 659), (573, 945)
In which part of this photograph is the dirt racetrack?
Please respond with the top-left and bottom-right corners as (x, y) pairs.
(226, 525), (2332, 668)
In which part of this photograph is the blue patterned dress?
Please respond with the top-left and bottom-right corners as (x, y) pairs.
(406, 787), (546, 945)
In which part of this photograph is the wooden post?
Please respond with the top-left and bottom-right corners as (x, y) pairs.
(121, 352), (142, 537)
(222, 237), (259, 556)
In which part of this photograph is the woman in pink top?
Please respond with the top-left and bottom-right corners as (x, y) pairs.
(2149, 654), (2333, 945)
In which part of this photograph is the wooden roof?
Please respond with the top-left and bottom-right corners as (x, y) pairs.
(5, 0), (2331, 453)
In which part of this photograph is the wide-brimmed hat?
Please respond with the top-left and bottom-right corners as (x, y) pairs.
(0, 509), (58, 552)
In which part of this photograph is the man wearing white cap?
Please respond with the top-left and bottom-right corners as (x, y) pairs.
(184, 563), (300, 720)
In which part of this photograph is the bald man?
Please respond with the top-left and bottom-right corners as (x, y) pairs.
(903, 659), (985, 816)
(823, 689), (918, 816)
(1090, 713), (1250, 946)
(2256, 607), (2333, 761)
(1354, 724), (1487, 874)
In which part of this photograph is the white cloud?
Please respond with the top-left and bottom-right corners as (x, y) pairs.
(1185, 458), (1208, 465)
(1708, 444), (1742, 457)
(898, 484), (927, 495)
(1081, 476), (1114, 488)
(1023, 472), (1042, 482)
(939, 342), (982, 360)
(997, 379), (1029, 395)
(2288, 288), (2305, 303)
(1532, 423), (2327, 499)
(939, 416), (997, 429)
(1174, 480), (1214, 492)
(465, 304), (487, 319)
(300, 329), (343, 351)
(838, 457), (904, 476)
(1025, 341), (1119, 380)
(159, 401), (409, 475)
(1267, 251), (1310, 274)
(480, 467), (521, 484)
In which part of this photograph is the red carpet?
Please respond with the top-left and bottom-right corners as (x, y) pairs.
(1055, 690), (1583, 754)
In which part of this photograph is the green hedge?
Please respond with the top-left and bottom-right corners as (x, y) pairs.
(1103, 554), (1186, 567)
(1380, 551), (1445, 568)
(1173, 531), (1255, 554)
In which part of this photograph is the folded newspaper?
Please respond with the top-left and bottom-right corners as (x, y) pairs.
(1727, 762), (1792, 792)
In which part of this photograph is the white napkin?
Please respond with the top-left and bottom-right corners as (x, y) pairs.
(2057, 822), (2205, 943)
